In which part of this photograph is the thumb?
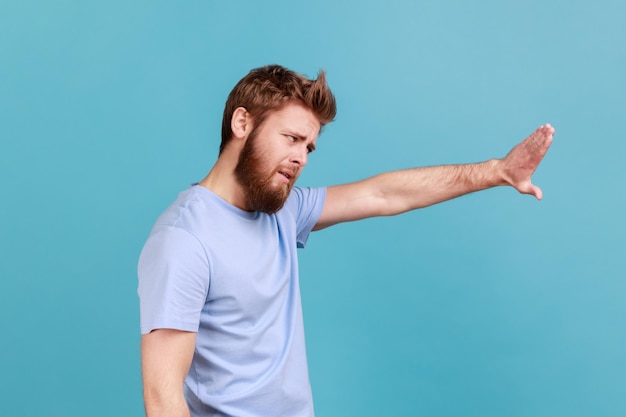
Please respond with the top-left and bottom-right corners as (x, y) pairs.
(517, 180), (543, 200)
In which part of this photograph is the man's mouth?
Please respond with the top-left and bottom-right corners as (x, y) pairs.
(278, 170), (294, 182)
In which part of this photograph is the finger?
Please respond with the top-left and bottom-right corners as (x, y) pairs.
(527, 125), (553, 159)
(517, 181), (542, 200)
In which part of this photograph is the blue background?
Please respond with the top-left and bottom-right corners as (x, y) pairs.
(1, 1), (624, 416)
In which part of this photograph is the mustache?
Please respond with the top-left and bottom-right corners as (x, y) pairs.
(276, 164), (300, 178)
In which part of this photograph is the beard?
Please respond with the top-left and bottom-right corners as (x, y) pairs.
(234, 129), (296, 214)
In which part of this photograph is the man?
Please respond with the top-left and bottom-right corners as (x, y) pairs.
(138, 64), (554, 417)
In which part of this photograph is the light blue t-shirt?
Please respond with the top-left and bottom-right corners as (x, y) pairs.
(138, 185), (326, 417)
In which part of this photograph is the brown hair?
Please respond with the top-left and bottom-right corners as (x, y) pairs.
(220, 64), (337, 154)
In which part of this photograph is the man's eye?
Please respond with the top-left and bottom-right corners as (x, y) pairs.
(307, 146), (314, 154)
(287, 135), (296, 142)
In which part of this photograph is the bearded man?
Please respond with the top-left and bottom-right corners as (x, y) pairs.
(138, 65), (554, 417)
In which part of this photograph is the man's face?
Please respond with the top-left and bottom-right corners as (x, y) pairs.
(234, 103), (320, 214)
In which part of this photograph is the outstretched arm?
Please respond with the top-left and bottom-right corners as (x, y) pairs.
(314, 123), (554, 230)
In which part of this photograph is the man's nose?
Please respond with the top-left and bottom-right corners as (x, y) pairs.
(290, 147), (308, 167)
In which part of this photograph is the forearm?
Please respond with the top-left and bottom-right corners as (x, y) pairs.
(144, 389), (191, 417)
(141, 330), (196, 417)
(317, 159), (506, 229)
(372, 158), (505, 215)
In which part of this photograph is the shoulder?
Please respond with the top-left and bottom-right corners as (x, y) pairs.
(280, 186), (327, 248)
(282, 186), (327, 216)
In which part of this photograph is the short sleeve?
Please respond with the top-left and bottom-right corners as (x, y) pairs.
(137, 226), (210, 334)
(286, 187), (327, 248)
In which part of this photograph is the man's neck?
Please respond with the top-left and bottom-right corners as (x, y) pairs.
(198, 155), (250, 212)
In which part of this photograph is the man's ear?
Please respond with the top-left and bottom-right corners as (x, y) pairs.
(231, 107), (251, 139)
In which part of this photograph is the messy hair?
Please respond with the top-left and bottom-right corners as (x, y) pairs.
(220, 64), (337, 154)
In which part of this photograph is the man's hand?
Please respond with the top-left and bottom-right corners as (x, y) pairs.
(499, 123), (555, 200)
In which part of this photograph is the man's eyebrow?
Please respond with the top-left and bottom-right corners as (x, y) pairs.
(288, 130), (307, 140)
